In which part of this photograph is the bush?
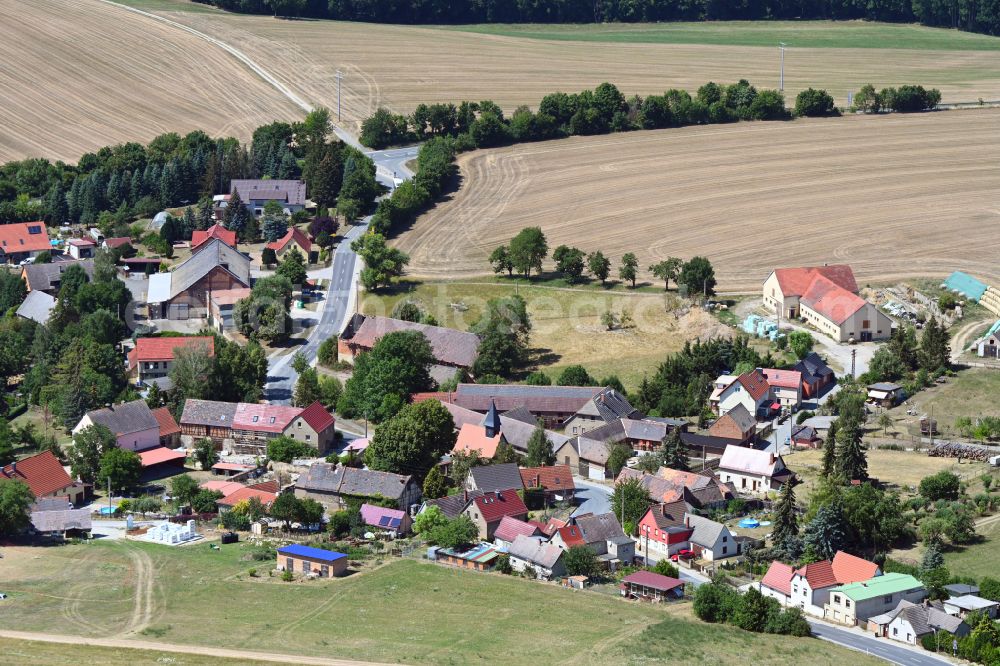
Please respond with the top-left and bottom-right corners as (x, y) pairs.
(267, 435), (315, 463)
(281, 570), (294, 582)
(652, 559), (679, 578)
(795, 88), (838, 117)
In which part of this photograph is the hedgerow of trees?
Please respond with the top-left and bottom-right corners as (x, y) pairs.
(192, 0), (1000, 40)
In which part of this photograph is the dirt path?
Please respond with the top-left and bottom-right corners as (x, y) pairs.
(0, 630), (394, 666)
(119, 546), (157, 636)
(950, 318), (990, 362)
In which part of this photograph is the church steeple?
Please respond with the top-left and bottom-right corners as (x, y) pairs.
(484, 398), (501, 438)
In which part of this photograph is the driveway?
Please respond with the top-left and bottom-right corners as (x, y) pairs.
(808, 621), (954, 665)
(571, 477), (612, 518)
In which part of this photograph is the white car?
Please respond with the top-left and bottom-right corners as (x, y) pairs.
(0, 593), (7, 600)
(18, 258), (33, 266)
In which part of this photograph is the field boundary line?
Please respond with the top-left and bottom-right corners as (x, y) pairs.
(95, 0), (313, 114)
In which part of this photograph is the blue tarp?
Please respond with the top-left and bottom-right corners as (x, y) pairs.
(943, 271), (987, 302)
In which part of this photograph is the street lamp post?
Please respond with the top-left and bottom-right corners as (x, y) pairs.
(778, 43), (787, 91)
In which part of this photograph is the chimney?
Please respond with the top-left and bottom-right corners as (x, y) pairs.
(661, 504), (667, 516)
(685, 515), (691, 528)
(463, 489), (468, 502)
(769, 453), (775, 465)
(534, 475), (540, 487)
(10, 461), (15, 474)
(495, 489), (502, 499)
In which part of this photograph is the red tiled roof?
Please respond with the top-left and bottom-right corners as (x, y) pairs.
(151, 407), (180, 438)
(248, 480), (279, 493)
(232, 403), (301, 433)
(210, 287), (252, 307)
(191, 224), (237, 249)
(0, 222), (51, 255)
(773, 265), (858, 297)
(199, 480), (244, 497)
(737, 369), (771, 401)
(622, 570), (684, 592)
(470, 489), (527, 523)
(794, 560), (838, 589)
(297, 401), (335, 433)
(519, 465), (575, 492)
(138, 446), (186, 468)
(556, 524), (586, 547)
(104, 237), (132, 249)
(494, 516), (540, 543)
(218, 486), (277, 507)
(832, 551), (880, 584)
(762, 368), (803, 390)
(68, 238), (95, 247)
(0, 451), (73, 498)
(761, 560), (795, 596)
(542, 518), (567, 536)
(132, 336), (215, 364)
(801, 274), (868, 325)
(212, 462), (255, 472)
(452, 423), (503, 458)
(266, 226), (312, 253)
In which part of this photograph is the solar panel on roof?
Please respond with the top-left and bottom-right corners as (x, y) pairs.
(388, 518), (401, 528)
(28, 226), (41, 234)
(378, 516), (392, 526)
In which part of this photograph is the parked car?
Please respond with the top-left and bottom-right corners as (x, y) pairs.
(671, 549), (694, 562)
(0, 593), (7, 600)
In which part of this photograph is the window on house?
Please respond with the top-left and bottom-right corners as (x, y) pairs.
(793, 585), (798, 594)
(834, 595), (840, 604)
(884, 595), (893, 603)
(722, 536), (727, 542)
(269, 417), (275, 424)
(893, 627), (898, 636)
(252, 416), (259, 423)
(863, 320), (870, 329)
(722, 546), (728, 554)
(303, 561), (311, 574)
(305, 435), (311, 440)
(846, 600), (851, 608)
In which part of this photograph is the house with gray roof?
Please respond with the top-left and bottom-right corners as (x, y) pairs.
(179, 399), (238, 441)
(562, 387), (641, 435)
(439, 401), (570, 456)
(147, 238), (250, 320)
(418, 489), (484, 520)
(294, 463), (421, 514)
(465, 463), (524, 494)
(869, 600), (969, 645)
(21, 259), (94, 294)
(30, 503), (92, 538)
(507, 534), (566, 579)
(73, 400), (160, 452)
(230, 179), (307, 217)
(561, 512), (635, 564)
(684, 513), (738, 561)
(16, 290), (56, 325)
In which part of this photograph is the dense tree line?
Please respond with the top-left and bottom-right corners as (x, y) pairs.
(193, 0), (1000, 38)
(361, 81), (792, 150)
(0, 108), (376, 243)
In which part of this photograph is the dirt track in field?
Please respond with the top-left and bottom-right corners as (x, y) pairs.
(151, 9), (1000, 135)
(0, 0), (301, 162)
(394, 109), (1000, 292)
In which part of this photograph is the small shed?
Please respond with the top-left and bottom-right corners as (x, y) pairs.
(620, 571), (685, 602)
(867, 383), (903, 407)
(276, 544), (348, 577)
(562, 575), (589, 590)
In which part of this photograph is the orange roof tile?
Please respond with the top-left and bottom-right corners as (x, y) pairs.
(801, 274), (868, 325)
(137, 446), (186, 467)
(0, 222), (51, 255)
(737, 369), (771, 401)
(832, 551), (880, 584)
(0, 451), (73, 498)
(773, 265), (858, 297)
(199, 480), (245, 497)
(151, 407), (180, 437)
(191, 224), (236, 249)
(452, 423), (503, 458)
(519, 465), (575, 492)
(762, 368), (803, 390)
(794, 560), (838, 589)
(133, 336), (215, 363)
(297, 401), (335, 433)
(265, 227), (312, 253)
(556, 524), (586, 547)
(217, 486), (277, 507)
(761, 560), (795, 596)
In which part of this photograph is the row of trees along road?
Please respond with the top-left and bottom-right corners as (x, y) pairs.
(200, 0), (1000, 40)
(490, 227), (716, 294)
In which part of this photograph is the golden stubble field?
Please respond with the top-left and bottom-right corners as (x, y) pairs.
(153, 7), (1000, 134)
(0, 0), (301, 162)
(394, 109), (1000, 291)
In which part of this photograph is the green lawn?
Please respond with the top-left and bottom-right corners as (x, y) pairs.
(112, 0), (221, 12)
(360, 278), (721, 389)
(884, 367), (1000, 439)
(447, 20), (1000, 50)
(940, 514), (1000, 580)
(0, 540), (876, 665)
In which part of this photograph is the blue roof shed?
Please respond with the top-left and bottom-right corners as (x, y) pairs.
(277, 544), (347, 563)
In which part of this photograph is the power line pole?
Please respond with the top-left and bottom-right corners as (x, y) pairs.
(778, 43), (787, 91)
(850, 348), (857, 379)
(335, 70), (344, 122)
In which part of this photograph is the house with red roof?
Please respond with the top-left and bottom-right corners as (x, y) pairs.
(217, 486), (277, 512)
(0, 222), (51, 264)
(265, 227), (314, 263)
(462, 489), (528, 540)
(67, 238), (96, 260)
(281, 401), (337, 455)
(102, 236), (133, 251)
(129, 336), (215, 386)
(151, 407), (181, 447)
(716, 369), (774, 419)
(179, 399), (336, 455)
(0, 451), (86, 505)
(759, 551), (882, 617)
(191, 224), (237, 251)
(519, 465), (576, 502)
(763, 265), (892, 342)
(761, 368), (803, 410)
(492, 515), (543, 550)
(636, 500), (695, 560)
(621, 570), (685, 601)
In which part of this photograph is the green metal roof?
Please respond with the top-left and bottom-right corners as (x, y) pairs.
(831, 573), (924, 602)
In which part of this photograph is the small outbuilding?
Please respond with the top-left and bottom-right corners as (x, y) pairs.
(620, 571), (685, 602)
(276, 544), (348, 577)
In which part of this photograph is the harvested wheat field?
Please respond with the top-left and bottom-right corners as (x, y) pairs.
(0, 0), (301, 162)
(395, 109), (1000, 291)
(148, 5), (1000, 135)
